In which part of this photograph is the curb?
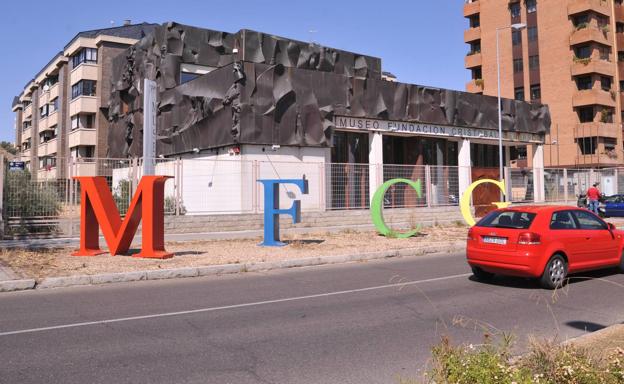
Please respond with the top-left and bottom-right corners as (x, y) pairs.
(0, 241), (465, 292)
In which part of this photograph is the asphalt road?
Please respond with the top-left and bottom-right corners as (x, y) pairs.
(1, 252), (623, 384)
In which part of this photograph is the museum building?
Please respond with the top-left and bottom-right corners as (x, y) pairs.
(107, 22), (551, 212)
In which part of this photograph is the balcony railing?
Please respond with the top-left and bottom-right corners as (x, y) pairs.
(568, 0), (611, 16)
(463, 0), (479, 17)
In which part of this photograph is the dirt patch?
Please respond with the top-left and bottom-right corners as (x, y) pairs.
(0, 226), (468, 280)
(568, 324), (624, 357)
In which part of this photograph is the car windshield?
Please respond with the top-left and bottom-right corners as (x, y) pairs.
(476, 210), (536, 229)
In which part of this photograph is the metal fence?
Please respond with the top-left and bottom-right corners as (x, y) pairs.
(3, 156), (624, 237)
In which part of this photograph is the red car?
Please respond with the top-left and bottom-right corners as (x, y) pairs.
(467, 205), (624, 289)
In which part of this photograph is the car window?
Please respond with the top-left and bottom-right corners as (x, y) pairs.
(572, 210), (607, 230)
(476, 211), (536, 229)
(550, 211), (578, 230)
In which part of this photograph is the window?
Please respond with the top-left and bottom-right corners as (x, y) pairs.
(472, 67), (482, 80)
(619, 51), (624, 62)
(71, 80), (96, 99)
(470, 41), (481, 54)
(515, 87), (524, 101)
(577, 76), (593, 90)
(530, 84), (541, 100)
(526, 0), (537, 13)
(576, 45), (591, 59)
(599, 46), (610, 61)
(513, 58), (524, 73)
(512, 30), (522, 46)
(49, 98), (59, 113)
(550, 211), (578, 230)
(617, 23), (624, 33)
(528, 26), (538, 42)
(71, 114), (95, 130)
(601, 76), (612, 91)
(469, 14), (480, 28)
(598, 16), (609, 29)
(476, 210), (536, 229)
(572, 210), (607, 230)
(39, 104), (48, 118)
(574, 14), (589, 28)
(577, 137), (597, 154)
(71, 48), (97, 68)
(578, 106), (595, 122)
(529, 55), (539, 70)
(510, 2), (521, 18)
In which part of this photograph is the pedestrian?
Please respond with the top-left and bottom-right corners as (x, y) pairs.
(586, 182), (601, 214)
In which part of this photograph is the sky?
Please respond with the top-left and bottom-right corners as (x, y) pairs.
(0, 0), (469, 143)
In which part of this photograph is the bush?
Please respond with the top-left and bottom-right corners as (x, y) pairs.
(2, 170), (61, 235)
(112, 179), (186, 215)
(426, 336), (624, 384)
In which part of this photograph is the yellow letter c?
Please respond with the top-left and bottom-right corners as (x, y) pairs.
(460, 179), (511, 226)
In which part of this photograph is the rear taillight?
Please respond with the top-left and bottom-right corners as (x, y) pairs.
(518, 232), (541, 245)
(467, 228), (475, 241)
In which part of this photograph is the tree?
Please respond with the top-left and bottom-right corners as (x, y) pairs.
(0, 141), (17, 155)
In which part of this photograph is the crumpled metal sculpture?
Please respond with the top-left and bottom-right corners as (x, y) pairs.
(107, 22), (550, 157)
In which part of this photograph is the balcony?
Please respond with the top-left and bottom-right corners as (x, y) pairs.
(618, 33), (624, 49)
(68, 128), (97, 148)
(22, 127), (32, 140)
(49, 83), (59, 100)
(568, 0), (611, 16)
(575, 122), (620, 139)
(576, 153), (620, 165)
(72, 162), (97, 177)
(69, 96), (97, 115)
(572, 88), (616, 107)
(38, 91), (49, 108)
(39, 116), (49, 131)
(38, 138), (57, 156)
(466, 79), (484, 93)
(38, 167), (58, 181)
(571, 58), (614, 76)
(464, 27), (481, 43)
(465, 52), (482, 68)
(70, 63), (98, 85)
(570, 27), (610, 46)
(23, 104), (32, 118)
(21, 149), (31, 159)
(616, 5), (624, 21)
(463, 0), (479, 17)
(47, 111), (58, 127)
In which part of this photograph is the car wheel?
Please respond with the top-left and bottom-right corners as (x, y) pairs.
(471, 266), (495, 281)
(540, 255), (568, 289)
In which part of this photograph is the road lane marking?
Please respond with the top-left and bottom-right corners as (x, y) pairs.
(0, 272), (471, 337)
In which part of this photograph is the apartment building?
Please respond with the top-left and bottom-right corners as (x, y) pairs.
(11, 22), (157, 180)
(464, 0), (624, 168)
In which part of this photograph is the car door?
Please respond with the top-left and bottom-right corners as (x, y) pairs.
(570, 209), (620, 269)
(548, 210), (586, 269)
(611, 196), (624, 217)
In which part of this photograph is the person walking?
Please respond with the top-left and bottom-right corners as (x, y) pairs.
(586, 182), (601, 214)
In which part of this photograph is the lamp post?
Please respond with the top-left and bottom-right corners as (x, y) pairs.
(496, 23), (526, 196)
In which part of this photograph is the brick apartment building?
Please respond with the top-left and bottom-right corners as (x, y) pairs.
(11, 22), (157, 180)
(464, 0), (624, 168)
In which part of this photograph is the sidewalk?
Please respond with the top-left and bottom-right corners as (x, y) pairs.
(0, 226), (468, 292)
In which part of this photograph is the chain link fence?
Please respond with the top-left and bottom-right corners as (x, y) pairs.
(3, 156), (624, 237)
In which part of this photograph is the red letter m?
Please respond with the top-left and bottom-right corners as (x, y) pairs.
(72, 176), (173, 259)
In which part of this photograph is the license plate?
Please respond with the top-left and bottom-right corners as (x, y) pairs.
(482, 236), (507, 245)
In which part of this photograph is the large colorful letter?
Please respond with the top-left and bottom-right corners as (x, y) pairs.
(258, 179), (309, 247)
(72, 176), (173, 259)
(460, 179), (511, 226)
(371, 178), (422, 238)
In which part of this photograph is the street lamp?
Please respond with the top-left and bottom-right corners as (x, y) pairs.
(497, 23), (526, 196)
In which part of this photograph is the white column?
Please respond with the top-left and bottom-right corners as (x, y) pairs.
(532, 144), (545, 202)
(369, 132), (383, 204)
(458, 139), (472, 199)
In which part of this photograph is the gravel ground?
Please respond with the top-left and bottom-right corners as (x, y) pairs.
(0, 226), (469, 280)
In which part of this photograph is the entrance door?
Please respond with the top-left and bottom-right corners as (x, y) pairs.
(330, 131), (370, 209)
(471, 167), (501, 218)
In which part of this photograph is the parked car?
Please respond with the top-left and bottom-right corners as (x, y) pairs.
(577, 193), (614, 217)
(466, 206), (624, 289)
(600, 195), (624, 218)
